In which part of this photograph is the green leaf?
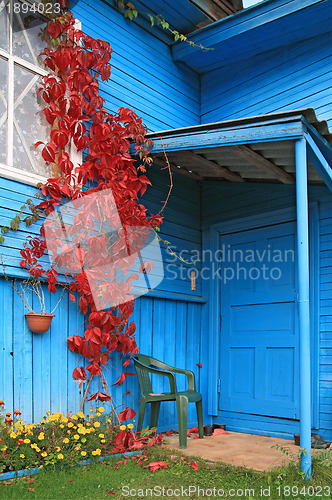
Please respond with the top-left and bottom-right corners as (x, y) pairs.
(132, 10), (138, 18)
(147, 14), (154, 26)
(0, 236), (4, 244)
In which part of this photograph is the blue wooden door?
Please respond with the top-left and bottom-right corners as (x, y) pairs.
(219, 222), (299, 419)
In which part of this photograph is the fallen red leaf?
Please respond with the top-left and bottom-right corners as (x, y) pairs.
(3, 481), (12, 485)
(194, 435), (200, 439)
(28, 488), (35, 492)
(196, 363), (202, 368)
(190, 463), (199, 471)
(107, 492), (115, 495)
(26, 478), (35, 484)
(189, 427), (198, 433)
(144, 461), (169, 472)
(69, 480), (73, 482)
(212, 429), (230, 436)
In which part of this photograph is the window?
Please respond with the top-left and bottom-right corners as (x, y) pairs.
(0, 0), (54, 185)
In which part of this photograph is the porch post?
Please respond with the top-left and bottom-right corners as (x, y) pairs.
(295, 138), (311, 478)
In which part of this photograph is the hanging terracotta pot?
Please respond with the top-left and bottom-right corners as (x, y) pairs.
(25, 313), (55, 333)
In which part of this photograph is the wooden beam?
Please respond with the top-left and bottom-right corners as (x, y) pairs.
(162, 150), (245, 182)
(232, 145), (296, 184)
(152, 156), (203, 180)
(188, 0), (237, 21)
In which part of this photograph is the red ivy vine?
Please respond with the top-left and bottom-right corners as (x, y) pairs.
(17, 10), (163, 410)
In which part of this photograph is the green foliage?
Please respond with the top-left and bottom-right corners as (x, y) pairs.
(115, 1), (213, 51)
(0, 192), (42, 245)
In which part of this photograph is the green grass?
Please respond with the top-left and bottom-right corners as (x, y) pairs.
(0, 447), (331, 499)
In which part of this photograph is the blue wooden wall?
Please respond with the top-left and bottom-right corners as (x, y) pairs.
(71, 0), (200, 132)
(201, 181), (332, 441)
(0, 168), (206, 430)
(201, 31), (332, 128)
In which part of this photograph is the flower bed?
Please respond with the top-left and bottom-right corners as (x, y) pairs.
(0, 401), (161, 476)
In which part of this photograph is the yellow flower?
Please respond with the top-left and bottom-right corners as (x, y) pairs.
(75, 445), (81, 451)
(101, 439), (106, 444)
(73, 434), (79, 440)
(71, 414), (78, 420)
(1, 446), (7, 451)
(81, 451), (87, 457)
(77, 423), (83, 428)
(90, 408), (94, 412)
(35, 447), (41, 453)
(96, 412), (101, 417)
(56, 447), (61, 452)
(60, 417), (68, 423)
(98, 434), (104, 438)
(63, 438), (69, 444)
(41, 452), (47, 458)
(60, 424), (64, 429)
(10, 432), (17, 439)
(78, 427), (86, 435)
(88, 414), (94, 419)
(93, 422), (100, 428)
(120, 425), (126, 431)
(127, 424), (134, 429)
(46, 410), (50, 415)
(38, 433), (44, 440)
(24, 439), (30, 444)
(86, 422), (91, 426)
(58, 454), (64, 460)
(77, 411), (85, 419)
(98, 407), (105, 413)
(20, 454), (25, 458)
(92, 448), (101, 456)
(68, 422), (74, 428)
(39, 465), (43, 469)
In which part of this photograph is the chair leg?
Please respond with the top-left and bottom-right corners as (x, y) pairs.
(150, 401), (161, 429)
(137, 400), (146, 433)
(176, 395), (188, 449)
(196, 400), (204, 439)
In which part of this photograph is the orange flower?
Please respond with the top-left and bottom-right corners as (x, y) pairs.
(6, 413), (11, 417)
(17, 439), (24, 445)
(0, 400), (4, 405)
(13, 410), (21, 416)
(5, 417), (12, 424)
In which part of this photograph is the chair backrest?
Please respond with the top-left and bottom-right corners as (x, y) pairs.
(133, 353), (174, 396)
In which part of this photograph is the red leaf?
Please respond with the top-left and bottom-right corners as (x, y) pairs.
(190, 463), (199, 471)
(212, 429), (230, 436)
(118, 407), (136, 422)
(122, 359), (130, 367)
(69, 293), (76, 302)
(123, 389), (131, 396)
(26, 478), (35, 484)
(107, 493), (115, 495)
(189, 427), (198, 433)
(73, 366), (86, 381)
(144, 461), (169, 472)
(194, 435), (200, 440)
(196, 363), (202, 368)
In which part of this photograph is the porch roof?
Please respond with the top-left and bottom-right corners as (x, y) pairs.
(148, 108), (332, 186)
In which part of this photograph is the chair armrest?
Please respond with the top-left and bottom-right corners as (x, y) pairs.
(135, 361), (177, 394)
(169, 368), (196, 391)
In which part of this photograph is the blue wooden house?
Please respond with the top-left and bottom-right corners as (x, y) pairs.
(0, 0), (331, 475)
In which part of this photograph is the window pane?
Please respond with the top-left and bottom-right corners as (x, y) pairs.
(0, 1), (9, 51)
(13, 64), (51, 176)
(0, 56), (8, 164)
(13, 6), (47, 66)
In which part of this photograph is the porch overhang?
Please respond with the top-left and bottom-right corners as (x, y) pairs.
(148, 109), (332, 478)
(148, 108), (332, 188)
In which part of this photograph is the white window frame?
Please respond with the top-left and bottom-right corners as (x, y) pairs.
(0, 0), (82, 187)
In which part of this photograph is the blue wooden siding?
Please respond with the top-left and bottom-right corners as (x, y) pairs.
(70, 0), (200, 132)
(201, 32), (332, 128)
(202, 181), (332, 440)
(0, 169), (206, 429)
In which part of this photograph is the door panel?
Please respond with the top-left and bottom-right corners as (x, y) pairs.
(219, 222), (299, 419)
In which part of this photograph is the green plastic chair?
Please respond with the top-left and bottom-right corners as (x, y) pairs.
(133, 353), (204, 449)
